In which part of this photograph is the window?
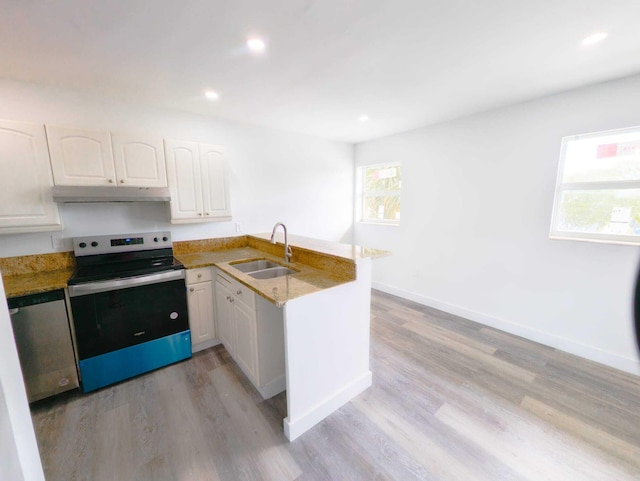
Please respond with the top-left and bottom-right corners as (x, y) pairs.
(550, 126), (640, 245)
(358, 162), (401, 225)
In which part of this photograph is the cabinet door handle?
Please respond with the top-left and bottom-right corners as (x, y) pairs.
(198, 212), (202, 216)
(236, 290), (242, 295)
(120, 179), (125, 184)
(206, 212), (210, 216)
(108, 179), (113, 183)
(197, 273), (202, 278)
(189, 287), (194, 292)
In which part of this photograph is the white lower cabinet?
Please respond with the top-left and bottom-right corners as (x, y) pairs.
(186, 268), (216, 352)
(215, 279), (235, 355)
(215, 269), (285, 399)
(233, 298), (258, 384)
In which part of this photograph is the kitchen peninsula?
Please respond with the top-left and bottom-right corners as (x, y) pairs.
(175, 233), (385, 441)
(1, 233), (387, 441)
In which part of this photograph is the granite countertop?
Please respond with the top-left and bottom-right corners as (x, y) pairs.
(175, 247), (264, 269)
(2, 247), (357, 304)
(1, 251), (76, 298)
(250, 233), (389, 260)
(1, 235), (388, 303)
(3, 268), (75, 298)
(176, 247), (353, 307)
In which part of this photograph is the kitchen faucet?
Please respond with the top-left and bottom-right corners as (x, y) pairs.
(270, 222), (293, 263)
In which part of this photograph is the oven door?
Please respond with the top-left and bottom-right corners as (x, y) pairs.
(68, 270), (189, 360)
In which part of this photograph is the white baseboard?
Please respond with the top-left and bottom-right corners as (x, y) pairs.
(257, 374), (286, 400)
(191, 338), (221, 354)
(283, 371), (372, 441)
(372, 282), (640, 376)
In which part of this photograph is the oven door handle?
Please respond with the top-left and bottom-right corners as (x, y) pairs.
(68, 269), (185, 297)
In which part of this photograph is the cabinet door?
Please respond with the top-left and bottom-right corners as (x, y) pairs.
(215, 280), (234, 355)
(200, 143), (231, 220)
(111, 133), (167, 187)
(165, 139), (203, 222)
(0, 120), (62, 233)
(46, 126), (116, 186)
(234, 301), (258, 384)
(187, 281), (215, 347)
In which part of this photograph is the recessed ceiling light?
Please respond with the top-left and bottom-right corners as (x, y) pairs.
(204, 90), (219, 100)
(582, 32), (608, 46)
(247, 37), (266, 53)
(359, 115), (369, 122)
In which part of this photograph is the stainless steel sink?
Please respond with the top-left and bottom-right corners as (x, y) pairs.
(230, 259), (280, 273)
(249, 267), (298, 279)
(230, 258), (298, 279)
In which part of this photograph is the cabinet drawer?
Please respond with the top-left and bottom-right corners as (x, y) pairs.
(186, 267), (212, 284)
(216, 271), (231, 286)
(231, 282), (255, 310)
(216, 270), (255, 310)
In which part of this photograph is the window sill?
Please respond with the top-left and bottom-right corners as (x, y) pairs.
(549, 233), (639, 247)
(357, 220), (400, 227)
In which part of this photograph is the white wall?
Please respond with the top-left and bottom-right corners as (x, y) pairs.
(355, 74), (640, 375)
(0, 79), (354, 257)
(0, 275), (45, 481)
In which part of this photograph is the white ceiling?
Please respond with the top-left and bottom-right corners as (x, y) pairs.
(2, 0), (640, 143)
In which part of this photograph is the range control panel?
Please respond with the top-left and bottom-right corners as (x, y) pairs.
(73, 231), (172, 256)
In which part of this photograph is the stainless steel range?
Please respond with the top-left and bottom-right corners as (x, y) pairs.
(67, 231), (190, 392)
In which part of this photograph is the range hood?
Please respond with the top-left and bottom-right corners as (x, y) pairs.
(52, 185), (171, 203)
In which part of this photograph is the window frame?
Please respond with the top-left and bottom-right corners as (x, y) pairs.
(357, 161), (401, 226)
(549, 125), (640, 246)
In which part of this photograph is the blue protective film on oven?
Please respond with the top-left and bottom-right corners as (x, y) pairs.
(79, 330), (192, 392)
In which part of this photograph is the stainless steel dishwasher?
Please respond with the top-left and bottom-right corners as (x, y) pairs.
(8, 289), (79, 402)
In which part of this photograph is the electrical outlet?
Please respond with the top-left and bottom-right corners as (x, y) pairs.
(235, 222), (242, 233)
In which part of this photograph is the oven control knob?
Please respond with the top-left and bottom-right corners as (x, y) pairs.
(162, 236), (168, 242)
(79, 242), (87, 248)
(154, 237), (159, 242)
(91, 241), (98, 247)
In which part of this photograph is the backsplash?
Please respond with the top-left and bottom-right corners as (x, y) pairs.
(173, 235), (248, 255)
(0, 251), (76, 276)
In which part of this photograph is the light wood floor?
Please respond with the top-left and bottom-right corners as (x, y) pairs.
(31, 289), (640, 480)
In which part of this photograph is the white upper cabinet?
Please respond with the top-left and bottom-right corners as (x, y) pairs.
(47, 126), (168, 188)
(165, 139), (203, 221)
(200, 143), (231, 219)
(0, 120), (62, 233)
(46, 126), (116, 186)
(165, 139), (231, 223)
(111, 133), (167, 187)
